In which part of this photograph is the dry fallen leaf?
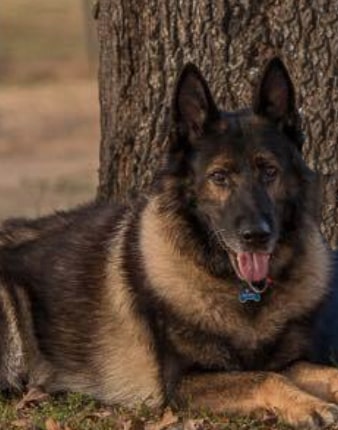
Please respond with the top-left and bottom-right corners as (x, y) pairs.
(44, 418), (73, 430)
(260, 410), (278, 426)
(183, 419), (205, 430)
(11, 418), (32, 428)
(45, 418), (63, 430)
(145, 408), (179, 430)
(86, 409), (113, 419)
(16, 386), (50, 410)
(120, 419), (133, 430)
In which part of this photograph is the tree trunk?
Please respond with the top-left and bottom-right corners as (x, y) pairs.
(97, 0), (337, 248)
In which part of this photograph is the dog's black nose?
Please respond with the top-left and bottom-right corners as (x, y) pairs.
(240, 221), (272, 245)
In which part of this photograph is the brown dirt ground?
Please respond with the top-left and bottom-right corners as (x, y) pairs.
(0, 79), (100, 221)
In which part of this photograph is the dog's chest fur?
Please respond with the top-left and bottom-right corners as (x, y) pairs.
(140, 200), (329, 373)
(163, 308), (312, 372)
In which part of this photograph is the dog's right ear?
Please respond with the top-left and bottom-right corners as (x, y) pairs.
(171, 64), (219, 142)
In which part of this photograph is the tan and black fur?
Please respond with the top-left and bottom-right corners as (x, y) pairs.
(1, 58), (338, 428)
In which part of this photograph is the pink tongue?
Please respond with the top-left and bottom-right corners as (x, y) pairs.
(236, 252), (270, 283)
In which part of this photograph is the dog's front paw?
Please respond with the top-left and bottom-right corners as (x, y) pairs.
(281, 400), (338, 429)
(327, 373), (338, 404)
(285, 362), (338, 406)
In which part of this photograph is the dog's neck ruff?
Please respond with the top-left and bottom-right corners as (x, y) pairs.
(238, 277), (273, 304)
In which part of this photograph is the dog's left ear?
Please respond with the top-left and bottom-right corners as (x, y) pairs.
(253, 57), (304, 150)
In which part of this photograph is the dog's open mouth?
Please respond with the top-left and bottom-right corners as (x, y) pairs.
(229, 252), (271, 283)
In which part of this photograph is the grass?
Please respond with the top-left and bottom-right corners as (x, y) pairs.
(0, 0), (97, 84)
(0, 391), (295, 430)
(0, 80), (99, 221)
(0, 0), (99, 219)
(2, 2), (83, 58)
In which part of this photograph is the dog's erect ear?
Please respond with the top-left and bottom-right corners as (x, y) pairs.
(253, 57), (304, 150)
(253, 57), (295, 121)
(172, 63), (219, 141)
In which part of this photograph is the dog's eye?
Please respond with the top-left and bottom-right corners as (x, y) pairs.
(209, 170), (229, 186)
(261, 165), (278, 183)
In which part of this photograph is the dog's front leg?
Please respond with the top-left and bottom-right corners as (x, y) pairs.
(176, 371), (338, 428)
(285, 361), (338, 404)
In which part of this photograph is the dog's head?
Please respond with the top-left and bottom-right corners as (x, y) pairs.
(159, 58), (318, 284)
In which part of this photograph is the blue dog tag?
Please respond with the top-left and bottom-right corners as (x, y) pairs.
(239, 289), (261, 303)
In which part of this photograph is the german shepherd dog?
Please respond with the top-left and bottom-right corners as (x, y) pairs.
(1, 58), (338, 428)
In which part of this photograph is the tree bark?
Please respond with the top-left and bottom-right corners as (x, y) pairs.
(97, 0), (337, 248)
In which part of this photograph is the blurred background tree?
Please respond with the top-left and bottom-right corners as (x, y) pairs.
(97, 0), (337, 248)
